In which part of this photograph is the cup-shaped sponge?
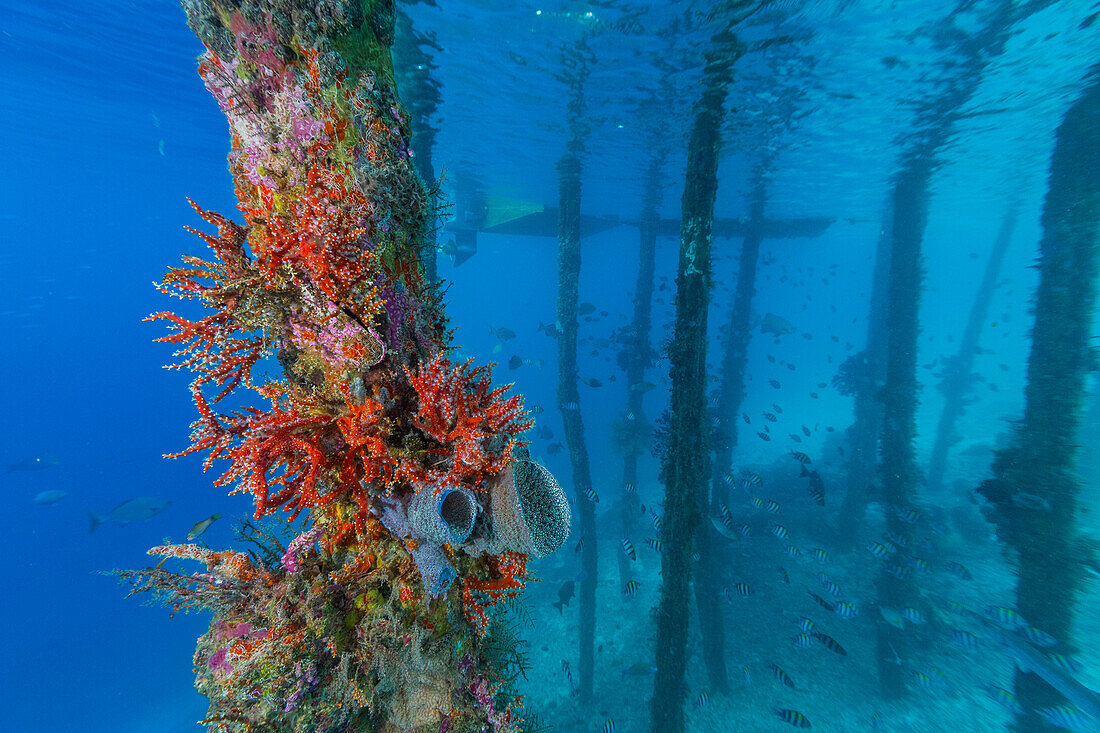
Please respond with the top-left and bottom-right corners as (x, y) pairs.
(487, 458), (571, 557)
(408, 484), (479, 546)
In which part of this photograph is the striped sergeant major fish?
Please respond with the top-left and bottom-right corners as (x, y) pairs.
(1037, 705), (1097, 730)
(835, 601), (858, 619)
(561, 659), (575, 691)
(902, 607), (927, 624)
(951, 629), (979, 650)
(867, 541), (891, 559)
(775, 708), (812, 728)
(812, 631), (847, 656)
(818, 574), (841, 596)
(620, 537), (636, 561)
(770, 664), (795, 688)
(981, 682), (1019, 714)
(789, 450), (812, 465)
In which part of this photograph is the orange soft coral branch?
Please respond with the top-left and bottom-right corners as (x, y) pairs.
(148, 202), (264, 403)
(461, 551), (530, 637)
(185, 197), (249, 269)
(169, 384), (341, 520)
(221, 405), (336, 519)
(147, 308), (264, 402)
(335, 383), (399, 492)
(407, 355), (533, 443)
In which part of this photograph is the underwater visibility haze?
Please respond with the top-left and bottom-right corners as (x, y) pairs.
(1, 0), (1099, 731)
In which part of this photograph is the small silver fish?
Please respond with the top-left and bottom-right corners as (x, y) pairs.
(33, 489), (68, 506)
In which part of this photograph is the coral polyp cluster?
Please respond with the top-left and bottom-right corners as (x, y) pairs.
(117, 3), (569, 732)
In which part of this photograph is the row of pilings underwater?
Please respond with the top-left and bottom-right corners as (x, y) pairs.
(155, 1), (1100, 730)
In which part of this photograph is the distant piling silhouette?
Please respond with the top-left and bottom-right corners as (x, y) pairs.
(556, 37), (598, 704)
(876, 152), (928, 700)
(616, 152), (664, 592)
(835, 198), (890, 545)
(926, 203), (1017, 493)
(709, 173), (765, 517)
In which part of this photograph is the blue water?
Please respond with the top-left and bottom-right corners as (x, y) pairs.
(2, 1), (1098, 731)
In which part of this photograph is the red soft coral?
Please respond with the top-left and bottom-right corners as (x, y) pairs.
(171, 384), (339, 520)
(462, 551), (530, 637)
(405, 355), (533, 490)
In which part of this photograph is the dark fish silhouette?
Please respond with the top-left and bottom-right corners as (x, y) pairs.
(4, 455), (60, 473)
(89, 496), (171, 532)
(553, 580), (575, 613)
(761, 313), (796, 336)
(802, 465), (826, 506)
(537, 320), (562, 339)
(809, 592), (835, 613)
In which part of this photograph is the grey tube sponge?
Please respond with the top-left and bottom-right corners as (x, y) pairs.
(487, 457), (571, 557)
(409, 543), (457, 597)
(408, 484), (479, 546)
